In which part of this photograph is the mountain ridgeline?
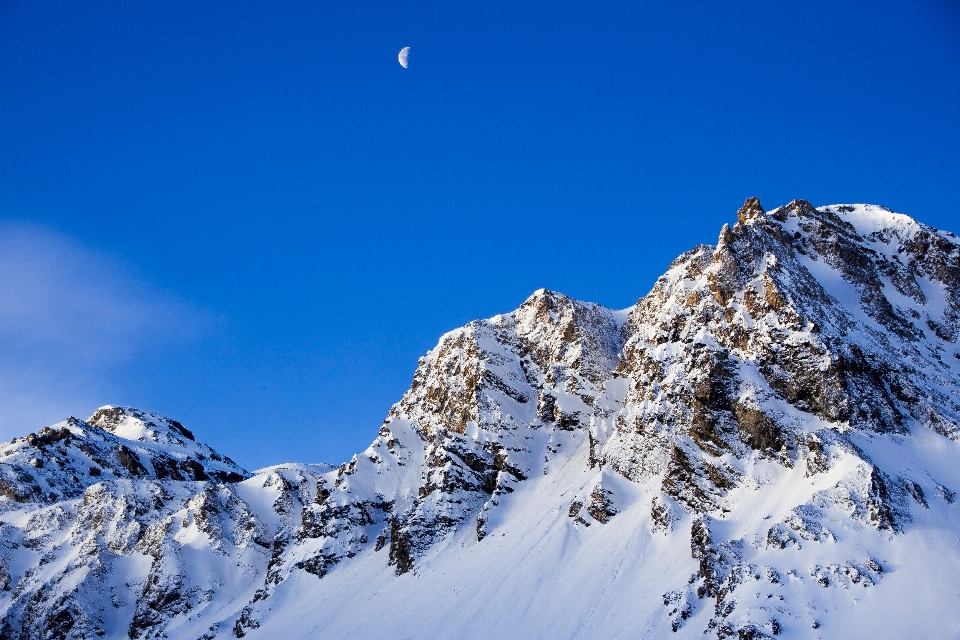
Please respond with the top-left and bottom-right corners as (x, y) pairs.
(2, 199), (960, 639)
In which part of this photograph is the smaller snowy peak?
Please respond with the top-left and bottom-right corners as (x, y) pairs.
(82, 406), (247, 475)
(89, 405), (196, 446)
(821, 203), (960, 279)
(762, 199), (953, 251)
(769, 199), (960, 345)
(820, 202), (927, 238)
(0, 409), (249, 513)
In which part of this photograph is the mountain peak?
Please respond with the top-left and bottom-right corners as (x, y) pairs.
(0, 407), (249, 516)
(736, 195), (765, 223)
(88, 405), (196, 445)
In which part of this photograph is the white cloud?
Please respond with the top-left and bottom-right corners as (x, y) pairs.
(0, 221), (209, 435)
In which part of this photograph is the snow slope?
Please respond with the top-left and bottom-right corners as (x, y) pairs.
(1, 198), (959, 639)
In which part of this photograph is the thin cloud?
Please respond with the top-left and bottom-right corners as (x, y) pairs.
(0, 221), (211, 435)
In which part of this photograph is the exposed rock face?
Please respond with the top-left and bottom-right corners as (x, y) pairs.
(1, 201), (959, 638)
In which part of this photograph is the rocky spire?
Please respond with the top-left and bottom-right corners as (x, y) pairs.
(736, 196), (764, 223)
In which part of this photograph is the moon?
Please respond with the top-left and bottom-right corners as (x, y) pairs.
(398, 47), (410, 68)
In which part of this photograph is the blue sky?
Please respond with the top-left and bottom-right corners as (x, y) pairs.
(1, 1), (958, 469)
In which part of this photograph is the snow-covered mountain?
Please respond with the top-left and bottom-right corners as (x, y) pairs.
(2, 199), (959, 639)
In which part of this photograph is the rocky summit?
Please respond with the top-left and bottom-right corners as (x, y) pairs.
(2, 199), (959, 639)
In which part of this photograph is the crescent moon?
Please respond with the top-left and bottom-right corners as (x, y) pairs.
(398, 47), (410, 68)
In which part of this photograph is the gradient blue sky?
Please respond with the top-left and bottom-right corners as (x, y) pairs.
(2, 1), (959, 469)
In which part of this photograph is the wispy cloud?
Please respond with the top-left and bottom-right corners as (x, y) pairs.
(0, 221), (209, 435)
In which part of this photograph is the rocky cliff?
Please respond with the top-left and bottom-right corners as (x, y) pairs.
(1, 199), (959, 639)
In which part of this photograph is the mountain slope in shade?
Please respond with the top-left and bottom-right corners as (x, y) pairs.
(1, 199), (959, 639)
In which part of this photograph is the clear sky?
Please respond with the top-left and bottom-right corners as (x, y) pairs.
(1, 1), (959, 470)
